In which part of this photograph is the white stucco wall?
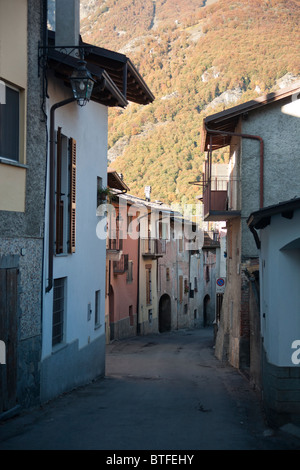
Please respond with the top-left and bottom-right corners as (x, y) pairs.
(240, 94), (300, 259)
(260, 209), (300, 367)
(42, 79), (107, 361)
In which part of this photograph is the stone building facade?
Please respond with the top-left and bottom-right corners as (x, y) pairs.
(0, 0), (47, 416)
(201, 82), (300, 379)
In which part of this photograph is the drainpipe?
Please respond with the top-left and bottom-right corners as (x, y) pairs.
(46, 97), (76, 293)
(205, 125), (264, 209)
(137, 234), (140, 335)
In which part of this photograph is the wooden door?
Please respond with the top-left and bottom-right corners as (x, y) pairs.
(0, 267), (18, 413)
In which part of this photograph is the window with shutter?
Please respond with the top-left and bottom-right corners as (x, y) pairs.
(69, 138), (76, 253)
(55, 133), (76, 255)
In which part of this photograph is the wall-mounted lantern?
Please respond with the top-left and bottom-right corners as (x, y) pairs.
(70, 60), (95, 106)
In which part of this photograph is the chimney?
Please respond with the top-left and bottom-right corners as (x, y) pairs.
(145, 186), (151, 202)
(55, 0), (80, 49)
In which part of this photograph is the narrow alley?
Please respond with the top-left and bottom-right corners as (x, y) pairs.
(0, 327), (299, 451)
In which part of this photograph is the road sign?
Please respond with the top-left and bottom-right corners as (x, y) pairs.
(216, 277), (226, 293)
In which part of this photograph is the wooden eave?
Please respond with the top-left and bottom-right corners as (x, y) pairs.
(46, 30), (154, 107)
(200, 117), (239, 151)
(81, 41), (155, 106)
(107, 170), (130, 192)
(201, 82), (300, 152)
(47, 49), (128, 108)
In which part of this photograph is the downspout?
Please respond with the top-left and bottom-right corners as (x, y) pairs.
(249, 225), (261, 250)
(108, 259), (111, 339)
(209, 134), (213, 212)
(137, 234), (140, 335)
(46, 97), (76, 292)
(205, 125), (264, 209)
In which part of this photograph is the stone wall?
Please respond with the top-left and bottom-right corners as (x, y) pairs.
(0, 1), (47, 411)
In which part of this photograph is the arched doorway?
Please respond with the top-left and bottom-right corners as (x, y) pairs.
(159, 294), (171, 333)
(203, 294), (210, 327)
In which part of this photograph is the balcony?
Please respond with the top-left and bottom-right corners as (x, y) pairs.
(113, 254), (128, 274)
(201, 160), (240, 221)
(203, 231), (220, 248)
(107, 233), (123, 253)
(202, 181), (240, 221)
(141, 238), (165, 259)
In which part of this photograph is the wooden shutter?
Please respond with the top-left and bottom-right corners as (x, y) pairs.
(69, 138), (76, 253)
(127, 260), (133, 283)
(56, 127), (63, 254)
(123, 254), (129, 272)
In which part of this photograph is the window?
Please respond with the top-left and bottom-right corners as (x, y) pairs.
(127, 215), (133, 234)
(108, 211), (123, 251)
(0, 84), (20, 161)
(52, 277), (66, 347)
(129, 305), (134, 326)
(148, 309), (153, 324)
(158, 219), (169, 240)
(166, 267), (170, 281)
(97, 177), (103, 207)
(55, 129), (76, 254)
(146, 267), (152, 305)
(127, 260), (133, 283)
(206, 266), (210, 283)
(194, 277), (198, 292)
(95, 290), (101, 328)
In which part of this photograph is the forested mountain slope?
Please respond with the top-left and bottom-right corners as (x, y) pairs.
(80, 0), (300, 205)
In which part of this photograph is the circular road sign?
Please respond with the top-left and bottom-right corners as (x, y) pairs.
(216, 278), (225, 287)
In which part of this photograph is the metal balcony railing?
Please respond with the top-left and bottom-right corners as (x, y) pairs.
(203, 231), (220, 247)
(113, 254), (129, 274)
(141, 239), (166, 258)
(202, 176), (240, 221)
(107, 235), (123, 251)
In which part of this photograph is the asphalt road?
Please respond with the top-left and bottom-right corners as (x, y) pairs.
(0, 327), (299, 452)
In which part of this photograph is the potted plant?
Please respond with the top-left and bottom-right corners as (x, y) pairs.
(97, 187), (112, 205)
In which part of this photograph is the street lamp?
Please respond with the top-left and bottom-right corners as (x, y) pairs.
(70, 60), (95, 107)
